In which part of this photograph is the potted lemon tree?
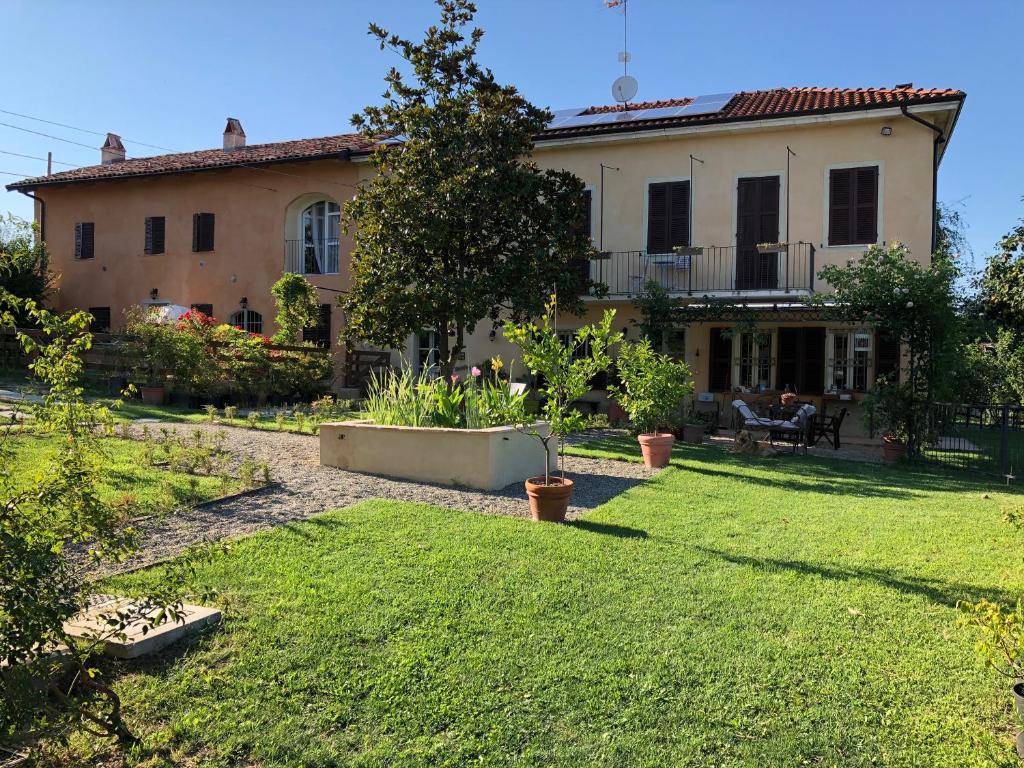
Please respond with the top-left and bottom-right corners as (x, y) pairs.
(609, 338), (693, 468)
(505, 297), (620, 522)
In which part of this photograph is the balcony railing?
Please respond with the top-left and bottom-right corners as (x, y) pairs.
(285, 239), (340, 276)
(589, 242), (815, 298)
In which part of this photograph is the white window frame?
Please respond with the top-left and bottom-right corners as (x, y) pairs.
(733, 329), (775, 392)
(299, 200), (341, 275)
(557, 329), (591, 361)
(230, 309), (263, 334)
(415, 329), (440, 377)
(821, 161), (885, 250)
(825, 328), (873, 392)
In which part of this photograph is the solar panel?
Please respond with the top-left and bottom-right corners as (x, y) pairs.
(677, 92), (736, 117)
(544, 92), (735, 131)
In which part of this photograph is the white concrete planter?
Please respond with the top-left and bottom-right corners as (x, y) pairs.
(319, 420), (556, 491)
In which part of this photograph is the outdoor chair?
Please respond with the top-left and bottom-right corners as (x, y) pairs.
(812, 407), (848, 450)
(732, 399), (816, 453)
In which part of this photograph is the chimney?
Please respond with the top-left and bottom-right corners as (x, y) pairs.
(100, 133), (126, 164)
(223, 118), (246, 151)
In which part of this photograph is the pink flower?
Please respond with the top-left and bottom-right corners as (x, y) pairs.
(471, 366), (481, 377)
(451, 373), (460, 383)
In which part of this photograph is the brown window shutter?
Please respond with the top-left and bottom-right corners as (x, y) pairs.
(573, 190), (592, 241)
(303, 304), (332, 348)
(708, 327), (732, 391)
(145, 216), (165, 255)
(876, 332), (900, 380)
(74, 223), (83, 258)
(828, 169), (853, 245)
(668, 181), (690, 249)
(75, 222), (95, 259)
(647, 183), (668, 253)
(192, 213), (214, 252)
(853, 166), (878, 243)
(647, 181), (691, 253)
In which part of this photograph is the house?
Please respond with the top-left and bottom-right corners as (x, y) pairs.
(6, 85), (964, 431)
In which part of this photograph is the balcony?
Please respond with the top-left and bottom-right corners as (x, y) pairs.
(285, 239), (340, 276)
(588, 242), (816, 299)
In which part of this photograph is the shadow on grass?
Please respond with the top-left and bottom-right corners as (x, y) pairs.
(693, 544), (1019, 608)
(567, 519), (649, 539)
(570, 433), (1024, 500)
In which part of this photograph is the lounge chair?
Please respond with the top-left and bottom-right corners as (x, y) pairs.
(732, 399), (816, 453)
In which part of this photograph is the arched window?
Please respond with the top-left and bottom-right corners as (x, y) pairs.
(230, 309), (263, 334)
(300, 200), (340, 274)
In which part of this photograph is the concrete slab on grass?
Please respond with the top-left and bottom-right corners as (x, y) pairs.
(63, 595), (221, 659)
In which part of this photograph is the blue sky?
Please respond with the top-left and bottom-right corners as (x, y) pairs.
(2, 0), (1021, 274)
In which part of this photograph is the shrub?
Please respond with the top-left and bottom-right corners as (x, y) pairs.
(609, 338), (694, 435)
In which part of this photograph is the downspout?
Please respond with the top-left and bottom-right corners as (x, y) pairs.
(16, 189), (45, 242)
(899, 105), (943, 255)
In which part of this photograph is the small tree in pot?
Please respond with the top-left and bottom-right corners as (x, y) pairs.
(505, 297), (620, 522)
(862, 376), (916, 463)
(609, 338), (693, 468)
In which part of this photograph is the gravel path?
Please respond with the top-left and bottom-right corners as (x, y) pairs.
(97, 422), (655, 576)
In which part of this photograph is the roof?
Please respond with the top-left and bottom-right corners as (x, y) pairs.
(7, 133), (372, 190)
(6, 86), (964, 191)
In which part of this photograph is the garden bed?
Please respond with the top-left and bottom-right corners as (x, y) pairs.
(319, 420), (555, 490)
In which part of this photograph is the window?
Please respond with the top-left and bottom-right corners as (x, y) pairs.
(662, 328), (686, 361)
(775, 327), (826, 395)
(416, 329), (440, 376)
(144, 216), (165, 255)
(734, 331), (774, 392)
(74, 222), (95, 259)
(88, 307), (110, 332)
(300, 201), (340, 274)
(192, 212), (215, 252)
(558, 330), (592, 361)
(876, 332), (901, 382)
(646, 181), (690, 254)
(229, 309), (263, 334)
(828, 166), (878, 246)
(826, 329), (872, 392)
(303, 304), (332, 348)
(190, 303), (213, 318)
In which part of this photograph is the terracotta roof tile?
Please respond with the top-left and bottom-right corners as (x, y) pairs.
(7, 87), (963, 190)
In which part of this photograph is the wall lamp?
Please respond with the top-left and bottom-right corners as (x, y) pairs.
(149, 288), (159, 300)
(240, 296), (248, 309)
(880, 126), (893, 136)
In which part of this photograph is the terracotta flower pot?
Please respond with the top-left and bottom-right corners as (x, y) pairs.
(140, 385), (166, 405)
(882, 437), (907, 464)
(638, 432), (675, 468)
(524, 476), (574, 523)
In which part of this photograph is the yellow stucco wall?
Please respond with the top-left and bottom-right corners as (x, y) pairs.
(33, 108), (940, 401)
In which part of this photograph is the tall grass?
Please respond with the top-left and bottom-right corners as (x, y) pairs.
(364, 367), (526, 429)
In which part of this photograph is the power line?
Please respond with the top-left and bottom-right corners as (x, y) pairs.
(0, 121), (98, 151)
(0, 170), (37, 178)
(0, 107), (176, 152)
(0, 109), (364, 192)
(0, 149), (83, 167)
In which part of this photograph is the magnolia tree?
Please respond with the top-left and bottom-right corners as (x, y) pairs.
(343, 0), (598, 378)
(815, 242), (962, 454)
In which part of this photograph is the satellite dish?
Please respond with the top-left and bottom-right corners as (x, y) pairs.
(612, 75), (638, 103)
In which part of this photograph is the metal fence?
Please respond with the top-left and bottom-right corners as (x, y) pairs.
(919, 403), (1024, 481)
(591, 242), (815, 298)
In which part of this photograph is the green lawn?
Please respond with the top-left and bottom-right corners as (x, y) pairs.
(7, 433), (237, 516)
(53, 442), (1023, 767)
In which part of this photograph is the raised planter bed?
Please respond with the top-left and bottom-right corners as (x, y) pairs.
(319, 421), (555, 491)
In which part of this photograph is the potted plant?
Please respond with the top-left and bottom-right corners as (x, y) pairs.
(756, 241), (789, 254)
(673, 245), (704, 257)
(863, 377), (913, 464)
(959, 599), (1024, 756)
(675, 400), (706, 444)
(123, 306), (181, 405)
(609, 338), (694, 468)
(505, 297), (620, 522)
